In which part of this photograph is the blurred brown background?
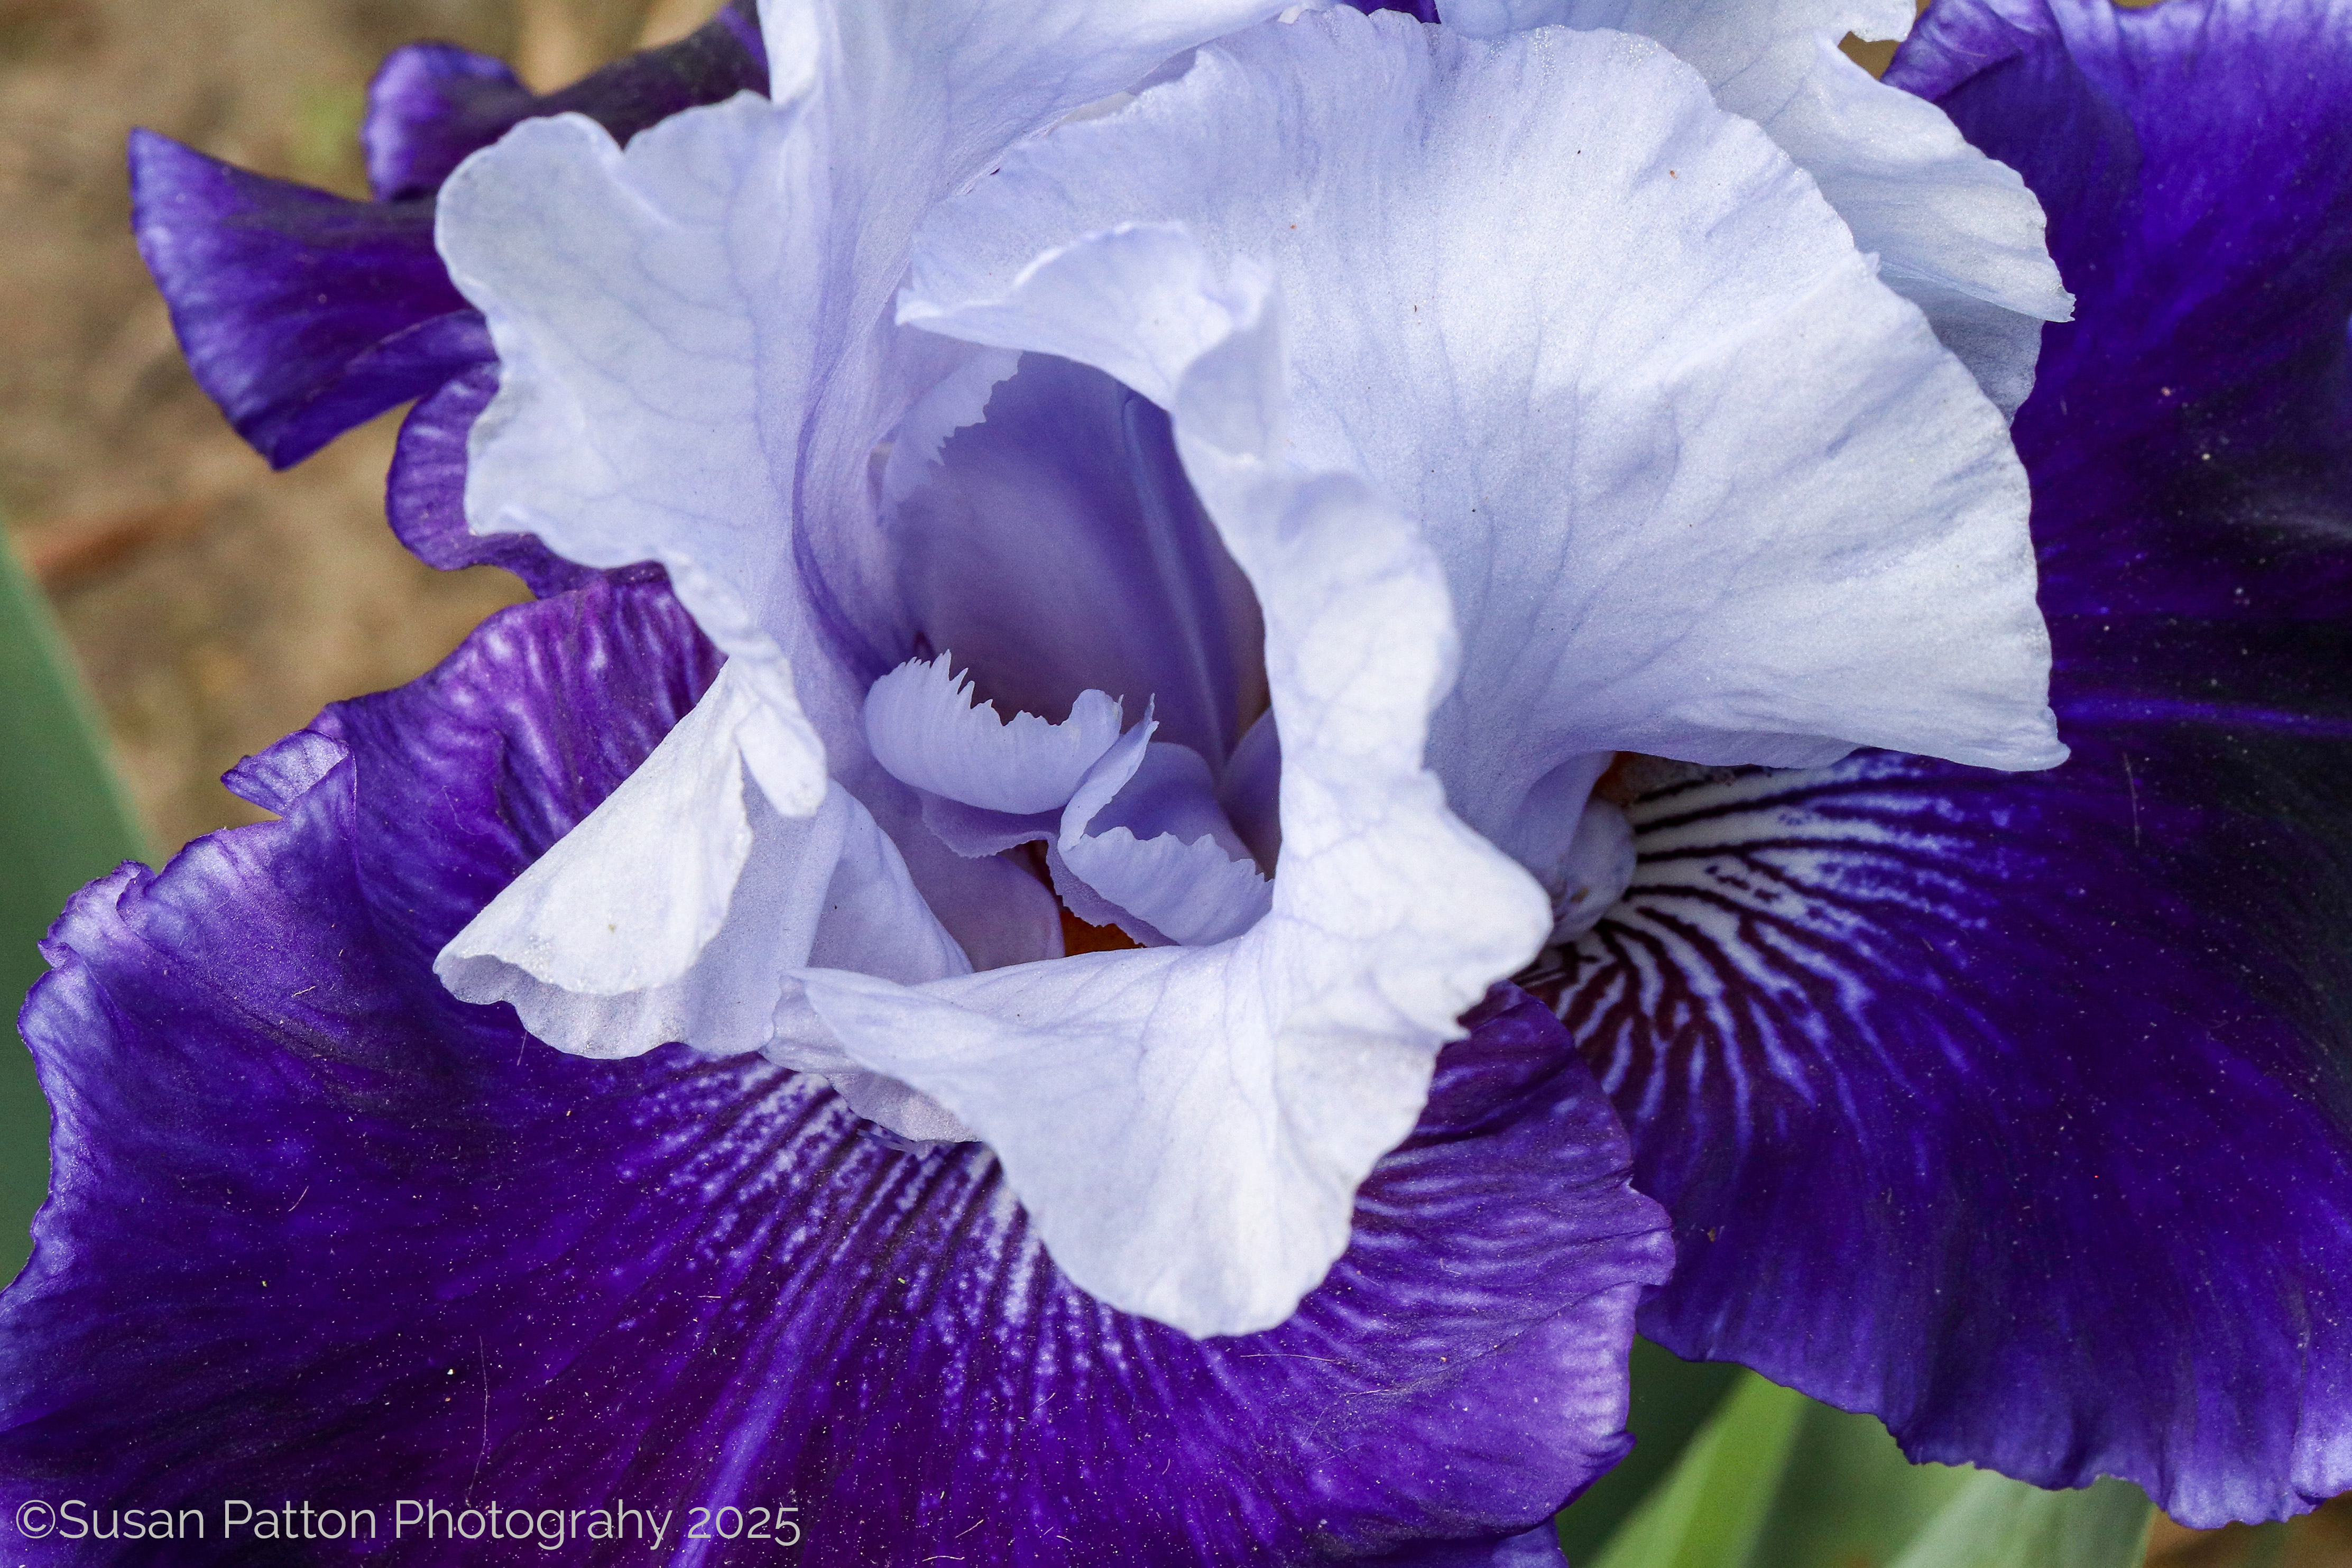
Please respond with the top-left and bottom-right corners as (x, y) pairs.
(0, 0), (2341, 1560)
(0, 0), (716, 853)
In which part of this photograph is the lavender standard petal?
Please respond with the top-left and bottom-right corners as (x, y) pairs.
(1, 581), (1670, 1564)
(890, 354), (1266, 771)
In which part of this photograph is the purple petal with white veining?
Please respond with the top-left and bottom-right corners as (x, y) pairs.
(128, 129), (483, 469)
(1, 579), (1671, 1564)
(1533, 733), (2352, 1528)
(363, 2), (768, 202)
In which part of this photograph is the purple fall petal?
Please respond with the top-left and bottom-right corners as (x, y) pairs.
(1, 580), (1670, 1564)
(1894, 0), (2352, 629)
(363, 3), (768, 202)
(1537, 738), (2352, 1528)
(128, 130), (484, 469)
(134, 6), (768, 581)
(1535, 0), (2352, 1525)
(1385, 1525), (1568, 1567)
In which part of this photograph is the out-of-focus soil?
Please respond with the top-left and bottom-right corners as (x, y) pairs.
(0, 0), (712, 854)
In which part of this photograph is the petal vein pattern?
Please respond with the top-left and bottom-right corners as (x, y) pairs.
(1444, 0), (2073, 415)
(1534, 741), (2352, 1527)
(0, 579), (1674, 1563)
(909, 7), (2060, 918)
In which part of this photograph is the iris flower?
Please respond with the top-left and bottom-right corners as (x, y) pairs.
(1, 0), (2343, 1558)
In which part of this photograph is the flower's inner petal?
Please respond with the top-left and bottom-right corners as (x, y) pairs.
(1082, 740), (1259, 868)
(909, 7), (2064, 876)
(1220, 709), (1283, 872)
(890, 352), (1268, 770)
(863, 651), (1126, 814)
(864, 221), (1550, 1335)
(1481, 748), (1638, 939)
(1539, 804), (1638, 946)
(1053, 724), (1272, 947)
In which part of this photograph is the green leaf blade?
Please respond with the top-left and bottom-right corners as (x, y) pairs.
(1887, 1475), (2154, 1568)
(1, 532), (150, 1282)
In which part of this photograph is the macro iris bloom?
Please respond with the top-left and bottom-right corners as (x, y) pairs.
(2, 0), (2348, 1558)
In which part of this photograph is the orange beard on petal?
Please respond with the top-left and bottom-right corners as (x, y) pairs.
(1009, 843), (1145, 954)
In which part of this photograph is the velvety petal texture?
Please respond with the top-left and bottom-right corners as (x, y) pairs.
(1532, 0), (2352, 1526)
(1, 580), (1672, 1565)
(910, 6), (2061, 909)
(128, 131), (483, 469)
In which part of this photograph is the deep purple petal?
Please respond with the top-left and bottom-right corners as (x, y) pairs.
(363, 3), (768, 202)
(388, 364), (610, 596)
(127, 128), (484, 470)
(1892, 0), (2352, 629)
(2, 579), (1670, 1564)
(1532, 727), (2352, 1528)
(1384, 1525), (1567, 1567)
